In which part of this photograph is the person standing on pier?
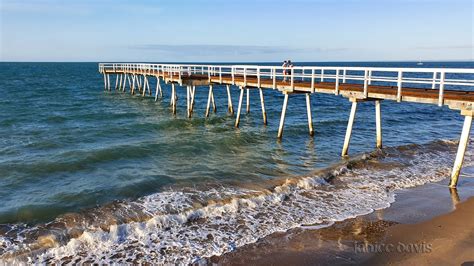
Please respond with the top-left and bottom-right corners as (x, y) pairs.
(287, 60), (294, 80)
(282, 60), (288, 81)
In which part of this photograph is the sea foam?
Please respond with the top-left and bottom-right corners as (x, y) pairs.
(1, 140), (472, 264)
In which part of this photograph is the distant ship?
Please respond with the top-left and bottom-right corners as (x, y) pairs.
(417, 59), (423, 65)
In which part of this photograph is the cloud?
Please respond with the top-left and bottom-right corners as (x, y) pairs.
(0, 0), (161, 16)
(1, 0), (89, 15)
(415, 45), (473, 50)
(131, 44), (347, 56)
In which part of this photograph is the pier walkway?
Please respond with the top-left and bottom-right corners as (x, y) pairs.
(98, 63), (474, 188)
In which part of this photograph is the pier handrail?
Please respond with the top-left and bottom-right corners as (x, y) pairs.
(99, 63), (474, 106)
(97, 62), (474, 188)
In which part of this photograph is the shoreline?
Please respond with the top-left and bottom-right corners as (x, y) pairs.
(365, 195), (474, 265)
(1, 141), (472, 264)
(213, 173), (474, 265)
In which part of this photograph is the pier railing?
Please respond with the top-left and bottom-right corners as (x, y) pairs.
(98, 62), (474, 188)
(99, 63), (474, 106)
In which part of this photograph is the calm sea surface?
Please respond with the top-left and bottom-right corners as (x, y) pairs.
(0, 61), (473, 263)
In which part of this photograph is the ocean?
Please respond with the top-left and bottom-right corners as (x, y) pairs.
(0, 61), (473, 263)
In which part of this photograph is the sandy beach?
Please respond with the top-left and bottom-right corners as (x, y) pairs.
(214, 171), (474, 265)
(367, 196), (474, 265)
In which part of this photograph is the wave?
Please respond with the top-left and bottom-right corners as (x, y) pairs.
(0, 139), (471, 264)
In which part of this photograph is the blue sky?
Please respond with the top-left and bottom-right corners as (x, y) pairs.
(0, 0), (472, 62)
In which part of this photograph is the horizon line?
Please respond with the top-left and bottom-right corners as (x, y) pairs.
(1, 59), (473, 63)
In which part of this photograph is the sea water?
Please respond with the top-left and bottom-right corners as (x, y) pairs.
(0, 61), (473, 263)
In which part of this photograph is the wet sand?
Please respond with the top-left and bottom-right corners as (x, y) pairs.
(366, 195), (474, 265)
(212, 172), (474, 265)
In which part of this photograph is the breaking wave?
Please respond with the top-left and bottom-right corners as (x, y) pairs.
(1, 139), (471, 264)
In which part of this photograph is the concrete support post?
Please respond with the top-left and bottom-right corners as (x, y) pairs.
(137, 75), (142, 93)
(205, 85), (213, 117)
(159, 78), (163, 98)
(130, 75), (136, 95)
(171, 83), (176, 114)
(211, 88), (217, 113)
(246, 89), (250, 113)
(155, 78), (160, 101)
(375, 100), (382, 148)
(235, 87), (245, 127)
(277, 93), (289, 138)
(187, 85), (191, 118)
(142, 76), (147, 96)
(306, 93), (314, 136)
(259, 88), (267, 125)
(147, 76), (151, 95)
(123, 74), (129, 91)
(103, 73), (107, 90)
(118, 74), (123, 91)
(449, 113), (472, 188)
(170, 82), (174, 106)
(127, 75), (131, 92)
(226, 85), (234, 114)
(342, 101), (358, 156)
(190, 86), (196, 114)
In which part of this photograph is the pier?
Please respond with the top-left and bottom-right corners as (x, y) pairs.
(98, 63), (474, 188)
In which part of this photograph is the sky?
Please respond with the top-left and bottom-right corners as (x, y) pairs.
(0, 0), (473, 62)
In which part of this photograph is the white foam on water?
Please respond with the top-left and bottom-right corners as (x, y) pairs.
(1, 140), (472, 264)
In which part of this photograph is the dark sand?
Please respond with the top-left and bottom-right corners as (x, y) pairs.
(212, 171), (474, 266)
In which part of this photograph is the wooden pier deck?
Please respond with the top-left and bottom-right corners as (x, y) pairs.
(98, 63), (474, 188)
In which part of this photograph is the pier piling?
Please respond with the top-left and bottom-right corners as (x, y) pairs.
(186, 85), (190, 117)
(211, 87), (217, 113)
(191, 85), (196, 114)
(306, 93), (314, 136)
(171, 83), (177, 114)
(146, 76), (151, 95)
(375, 100), (382, 148)
(118, 74), (123, 91)
(103, 73), (107, 90)
(235, 87), (244, 127)
(342, 100), (358, 156)
(138, 75), (143, 93)
(126, 74), (131, 91)
(259, 88), (267, 125)
(131, 75), (136, 95)
(226, 85), (234, 114)
(155, 77), (161, 101)
(278, 93), (289, 138)
(449, 111), (473, 188)
(142, 76), (147, 96)
(206, 85), (213, 117)
(170, 83), (174, 106)
(246, 89), (250, 114)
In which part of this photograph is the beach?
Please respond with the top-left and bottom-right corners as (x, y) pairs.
(2, 0), (474, 263)
(1, 62), (473, 264)
(214, 171), (474, 265)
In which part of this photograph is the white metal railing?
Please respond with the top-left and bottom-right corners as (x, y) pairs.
(99, 63), (474, 106)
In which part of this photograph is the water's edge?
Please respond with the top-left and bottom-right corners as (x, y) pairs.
(1, 139), (470, 264)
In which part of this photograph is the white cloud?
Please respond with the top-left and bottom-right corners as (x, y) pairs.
(415, 45), (473, 50)
(0, 0), (161, 16)
(131, 44), (347, 56)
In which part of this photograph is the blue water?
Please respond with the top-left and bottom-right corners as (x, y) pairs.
(0, 61), (473, 263)
(0, 61), (472, 223)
